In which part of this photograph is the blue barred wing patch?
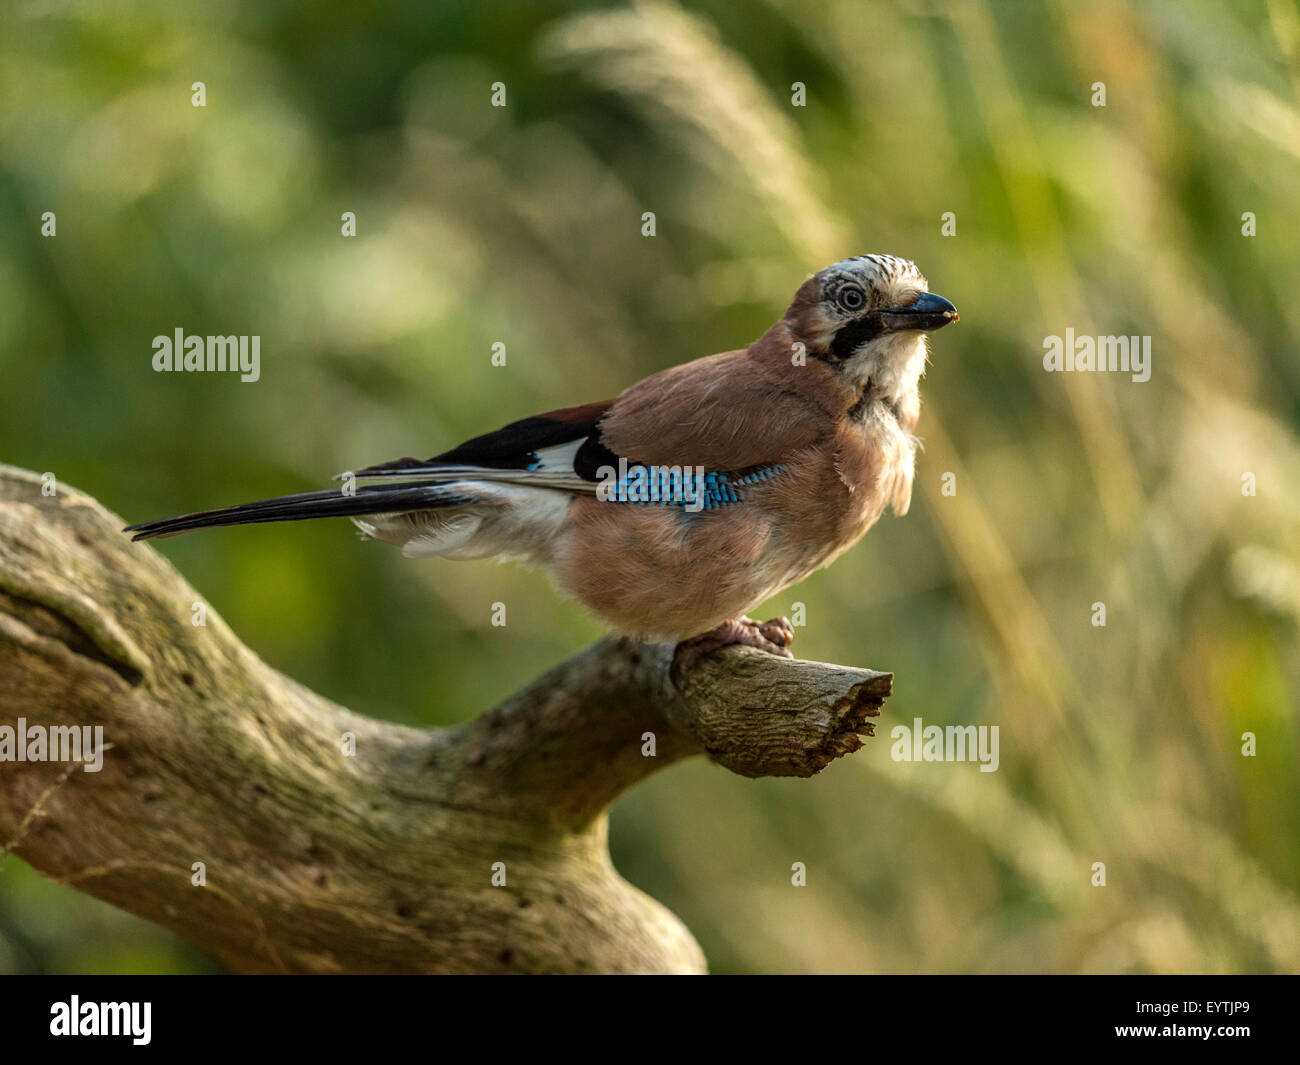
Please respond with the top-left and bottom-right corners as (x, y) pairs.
(602, 463), (782, 510)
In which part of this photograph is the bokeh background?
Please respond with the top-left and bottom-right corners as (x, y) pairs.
(1, 0), (1297, 974)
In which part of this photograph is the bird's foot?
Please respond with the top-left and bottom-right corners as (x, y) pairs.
(673, 616), (795, 676)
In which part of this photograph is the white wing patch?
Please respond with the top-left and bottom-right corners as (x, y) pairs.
(344, 439), (599, 495)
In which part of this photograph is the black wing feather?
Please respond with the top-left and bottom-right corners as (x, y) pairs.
(352, 400), (615, 477)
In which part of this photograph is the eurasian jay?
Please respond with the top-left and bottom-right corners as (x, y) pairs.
(127, 254), (958, 659)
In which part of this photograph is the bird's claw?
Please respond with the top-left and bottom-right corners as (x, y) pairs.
(673, 615), (795, 677)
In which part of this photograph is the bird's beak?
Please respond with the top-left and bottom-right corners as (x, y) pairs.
(879, 291), (959, 333)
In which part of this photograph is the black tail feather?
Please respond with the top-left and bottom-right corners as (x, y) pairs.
(124, 482), (479, 541)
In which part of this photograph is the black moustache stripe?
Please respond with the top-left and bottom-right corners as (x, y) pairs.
(829, 314), (886, 360)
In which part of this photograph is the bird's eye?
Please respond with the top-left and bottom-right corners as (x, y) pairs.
(837, 286), (865, 311)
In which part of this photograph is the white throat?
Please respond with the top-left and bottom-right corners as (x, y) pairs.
(841, 332), (929, 404)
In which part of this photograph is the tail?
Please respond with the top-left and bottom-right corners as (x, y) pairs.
(124, 481), (480, 541)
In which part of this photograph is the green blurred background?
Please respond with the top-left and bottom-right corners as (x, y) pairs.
(1, 0), (1297, 974)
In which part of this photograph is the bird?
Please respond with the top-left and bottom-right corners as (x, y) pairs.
(126, 254), (958, 662)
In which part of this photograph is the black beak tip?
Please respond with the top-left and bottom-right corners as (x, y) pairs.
(882, 291), (959, 332)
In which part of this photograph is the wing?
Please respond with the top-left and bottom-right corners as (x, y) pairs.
(596, 349), (834, 471)
(361, 351), (836, 485)
(346, 399), (616, 492)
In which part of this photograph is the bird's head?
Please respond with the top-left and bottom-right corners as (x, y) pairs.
(782, 254), (958, 402)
